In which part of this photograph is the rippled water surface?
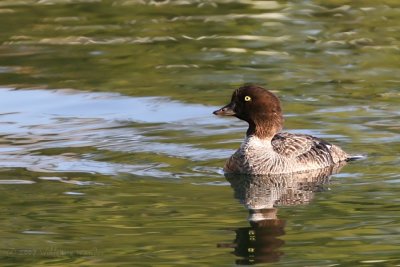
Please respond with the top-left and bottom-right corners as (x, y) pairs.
(1, 0), (400, 266)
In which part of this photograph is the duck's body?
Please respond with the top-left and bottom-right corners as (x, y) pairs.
(224, 133), (348, 174)
(214, 85), (351, 175)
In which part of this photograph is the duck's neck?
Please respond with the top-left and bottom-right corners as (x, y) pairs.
(242, 135), (273, 150)
(246, 113), (283, 140)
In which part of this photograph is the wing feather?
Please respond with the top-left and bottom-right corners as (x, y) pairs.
(272, 132), (336, 163)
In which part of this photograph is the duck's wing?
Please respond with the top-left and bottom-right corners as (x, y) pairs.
(271, 132), (346, 163)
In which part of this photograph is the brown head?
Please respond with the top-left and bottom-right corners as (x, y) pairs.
(213, 85), (284, 139)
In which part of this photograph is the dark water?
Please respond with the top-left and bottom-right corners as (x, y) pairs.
(1, 0), (400, 266)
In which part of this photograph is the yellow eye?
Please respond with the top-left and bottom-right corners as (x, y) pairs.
(244, 96), (251, 101)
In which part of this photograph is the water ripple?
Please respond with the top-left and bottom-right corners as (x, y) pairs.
(5, 36), (177, 45)
(0, 179), (35, 184)
(0, 87), (234, 176)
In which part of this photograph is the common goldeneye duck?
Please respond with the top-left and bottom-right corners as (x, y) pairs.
(213, 85), (352, 174)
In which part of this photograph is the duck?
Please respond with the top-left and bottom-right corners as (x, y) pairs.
(213, 85), (353, 174)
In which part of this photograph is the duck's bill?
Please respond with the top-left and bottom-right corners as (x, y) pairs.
(213, 103), (236, 116)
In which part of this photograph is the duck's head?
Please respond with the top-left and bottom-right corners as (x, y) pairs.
(213, 85), (284, 139)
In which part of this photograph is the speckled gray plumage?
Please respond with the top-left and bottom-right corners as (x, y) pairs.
(224, 133), (349, 175)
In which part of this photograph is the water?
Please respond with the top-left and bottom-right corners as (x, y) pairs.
(0, 0), (400, 265)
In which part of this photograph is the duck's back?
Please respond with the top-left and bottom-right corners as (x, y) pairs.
(272, 132), (348, 166)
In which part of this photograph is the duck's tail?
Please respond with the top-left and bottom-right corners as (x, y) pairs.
(346, 154), (366, 162)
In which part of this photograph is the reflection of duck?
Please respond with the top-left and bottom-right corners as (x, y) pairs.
(213, 85), (356, 174)
(220, 165), (344, 265)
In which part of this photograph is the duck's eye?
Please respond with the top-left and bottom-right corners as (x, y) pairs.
(244, 96), (252, 102)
